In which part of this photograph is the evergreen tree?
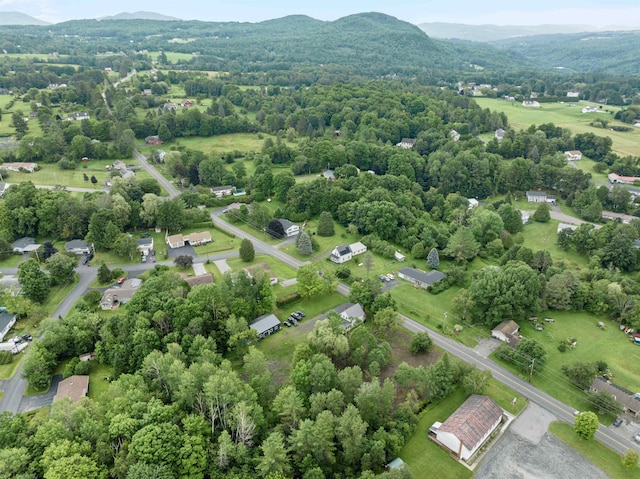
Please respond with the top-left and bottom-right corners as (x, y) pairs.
(426, 248), (440, 269)
(532, 202), (551, 222)
(97, 263), (112, 284)
(317, 211), (335, 237)
(240, 238), (255, 262)
(296, 231), (313, 256)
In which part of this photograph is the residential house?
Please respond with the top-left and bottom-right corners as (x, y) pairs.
(394, 251), (406, 262)
(336, 303), (366, 331)
(73, 112), (90, 121)
(398, 268), (446, 289)
(602, 211), (636, 224)
(564, 150), (583, 161)
(181, 100), (194, 107)
(582, 106), (598, 113)
(522, 100), (540, 108)
(210, 185), (236, 198)
(145, 135), (162, 145)
(12, 237), (39, 254)
(64, 239), (91, 255)
(396, 138), (416, 149)
(78, 352), (96, 362)
(0, 88), (10, 95)
(1, 162), (38, 173)
(166, 231), (213, 249)
(250, 313), (281, 339)
(29, 111), (38, 119)
(494, 128), (506, 141)
(349, 242), (367, 256)
(491, 320), (520, 344)
(0, 312), (17, 342)
(608, 173), (640, 185)
(330, 245), (352, 264)
(136, 238), (154, 256)
(182, 274), (214, 287)
(468, 198), (479, 209)
(163, 102), (179, 111)
(434, 395), (503, 461)
(567, 92), (580, 98)
(449, 130), (460, 141)
(120, 169), (135, 180)
(557, 223), (578, 234)
(525, 191), (556, 204)
(322, 169), (335, 180)
(104, 67), (112, 72)
(53, 375), (89, 403)
(100, 278), (142, 310)
(277, 219), (300, 237)
(142, 89), (153, 95)
(590, 377), (640, 417)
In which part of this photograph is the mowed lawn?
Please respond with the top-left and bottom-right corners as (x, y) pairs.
(493, 310), (640, 413)
(171, 133), (273, 156)
(473, 97), (639, 157)
(226, 254), (298, 280)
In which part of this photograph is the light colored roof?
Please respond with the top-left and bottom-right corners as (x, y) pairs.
(438, 395), (502, 451)
(12, 237), (35, 249)
(184, 231), (211, 243)
(122, 278), (142, 289)
(210, 185), (235, 192)
(278, 218), (295, 230)
(526, 191), (547, 197)
(349, 241), (366, 251)
(337, 303), (365, 320)
(492, 320), (519, 335)
(250, 314), (281, 335)
(65, 239), (89, 250)
(167, 233), (184, 244)
(54, 375), (89, 403)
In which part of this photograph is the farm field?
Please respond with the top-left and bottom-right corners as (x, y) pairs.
(473, 98), (639, 157)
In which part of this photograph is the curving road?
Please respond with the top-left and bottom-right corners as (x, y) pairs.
(133, 150), (181, 199)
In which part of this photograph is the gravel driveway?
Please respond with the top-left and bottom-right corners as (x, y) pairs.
(475, 403), (607, 479)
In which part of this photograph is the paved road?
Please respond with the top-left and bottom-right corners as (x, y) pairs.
(4, 183), (107, 194)
(401, 314), (638, 456)
(521, 208), (602, 229)
(133, 150), (180, 199)
(0, 267), (97, 413)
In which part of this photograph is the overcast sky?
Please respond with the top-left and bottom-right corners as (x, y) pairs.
(1, 0), (639, 26)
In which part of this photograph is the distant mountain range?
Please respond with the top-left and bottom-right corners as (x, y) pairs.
(418, 22), (640, 42)
(97, 11), (181, 21)
(0, 11), (50, 26)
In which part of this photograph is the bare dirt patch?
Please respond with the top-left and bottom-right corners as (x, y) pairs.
(379, 328), (441, 382)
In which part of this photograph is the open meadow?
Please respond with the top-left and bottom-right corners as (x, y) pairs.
(473, 97), (639, 157)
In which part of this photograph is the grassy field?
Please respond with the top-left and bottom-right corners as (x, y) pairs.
(490, 310), (640, 415)
(549, 422), (640, 479)
(226, 254), (298, 280)
(473, 98), (639, 157)
(41, 275), (80, 316)
(88, 361), (115, 402)
(400, 382), (527, 479)
(169, 133), (277, 156)
(519, 219), (590, 268)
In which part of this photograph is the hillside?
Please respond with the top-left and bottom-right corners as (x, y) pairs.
(98, 11), (181, 21)
(491, 30), (640, 75)
(418, 22), (640, 42)
(0, 11), (50, 26)
(0, 13), (528, 75)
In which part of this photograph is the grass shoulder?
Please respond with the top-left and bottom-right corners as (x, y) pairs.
(549, 421), (640, 479)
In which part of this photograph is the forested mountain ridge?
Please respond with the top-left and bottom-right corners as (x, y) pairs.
(0, 11), (50, 26)
(0, 13), (529, 76)
(490, 30), (640, 75)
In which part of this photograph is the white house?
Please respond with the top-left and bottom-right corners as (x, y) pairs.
(394, 251), (406, 262)
(330, 245), (352, 264)
(210, 185), (236, 198)
(396, 138), (416, 149)
(582, 106), (598, 113)
(468, 198), (479, 209)
(525, 191), (555, 204)
(564, 150), (582, 161)
(136, 237), (154, 256)
(522, 100), (540, 108)
(608, 173), (639, 185)
(449, 130), (460, 141)
(491, 320), (520, 343)
(0, 312), (17, 342)
(64, 239), (92, 255)
(166, 234), (185, 249)
(277, 219), (300, 237)
(435, 395), (503, 462)
(337, 303), (366, 331)
(12, 237), (40, 254)
(166, 231), (212, 249)
(349, 242), (367, 256)
(567, 91), (580, 98)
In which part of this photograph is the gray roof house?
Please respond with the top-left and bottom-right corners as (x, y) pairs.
(277, 219), (300, 237)
(0, 312), (17, 342)
(336, 303), (366, 331)
(250, 313), (281, 339)
(65, 239), (91, 255)
(100, 278), (142, 310)
(136, 237), (154, 255)
(12, 237), (40, 254)
(398, 268), (447, 289)
(590, 377), (640, 417)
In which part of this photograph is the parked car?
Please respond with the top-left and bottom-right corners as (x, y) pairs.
(634, 432), (640, 443)
(21, 334), (33, 342)
(86, 253), (94, 261)
(141, 232), (150, 237)
(117, 277), (127, 284)
(379, 275), (386, 282)
(387, 274), (395, 280)
(613, 417), (623, 427)
(283, 321), (291, 327)
(296, 311), (305, 318)
(141, 256), (147, 263)
(573, 410), (581, 416)
(291, 312), (302, 320)
(290, 318), (298, 326)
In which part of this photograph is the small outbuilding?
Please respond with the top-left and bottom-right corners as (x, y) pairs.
(250, 314), (281, 339)
(491, 320), (520, 344)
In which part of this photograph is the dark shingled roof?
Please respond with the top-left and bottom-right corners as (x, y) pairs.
(438, 395), (502, 451)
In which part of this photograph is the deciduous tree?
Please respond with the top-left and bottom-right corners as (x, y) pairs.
(17, 258), (50, 303)
(46, 252), (76, 285)
(426, 248), (440, 269)
(574, 411), (599, 440)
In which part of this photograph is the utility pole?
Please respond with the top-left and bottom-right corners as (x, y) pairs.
(529, 358), (536, 381)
